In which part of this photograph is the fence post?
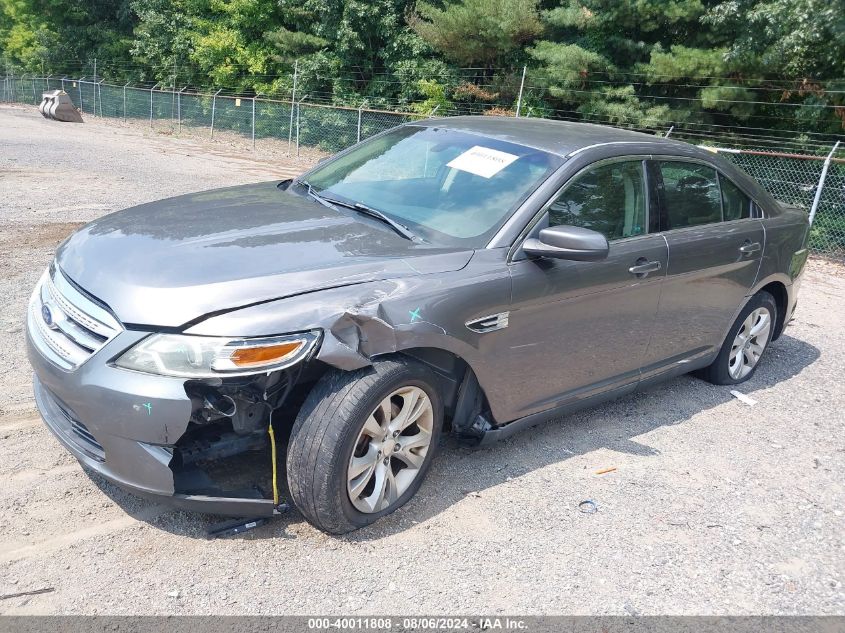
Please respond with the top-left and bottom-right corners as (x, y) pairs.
(123, 82), (130, 122)
(515, 65), (527, 118)
(78, 77), (84, 113)
(664, 126), (674, 138)
(92, 58), (97, 116)
(31, 76), (36, 104)
(357, 100), (368, 143)
(178, 87), (186, 133)
(149, 82), (160, 128)
(210, 88), (222, 139)
(295, 94), (308, 158)
(252, 93), (261, 150)
(808, 141), (841, 227)
(61, 77), (66, 94)
(97, 80), (104, 117)
(46, 75), (51, 91)
(288, 60), (298, 152)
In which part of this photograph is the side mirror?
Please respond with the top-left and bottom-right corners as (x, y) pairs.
(522, 225), (609, 262)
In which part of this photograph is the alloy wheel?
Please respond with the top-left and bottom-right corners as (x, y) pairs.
(347, 386), (434, 514)
(728, 307), (772, 380)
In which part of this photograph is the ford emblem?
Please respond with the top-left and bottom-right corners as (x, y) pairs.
(41, 304), (57, 329)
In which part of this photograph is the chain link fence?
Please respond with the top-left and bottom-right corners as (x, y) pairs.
(707, 146), (845, 257)
(2, 75), (844, 258)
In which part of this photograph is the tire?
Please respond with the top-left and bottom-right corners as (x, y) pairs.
(286, 357), (443, 534)
(697, 291), (777, 385)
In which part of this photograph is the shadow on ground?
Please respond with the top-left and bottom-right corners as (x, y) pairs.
(90, 332), (819, 541)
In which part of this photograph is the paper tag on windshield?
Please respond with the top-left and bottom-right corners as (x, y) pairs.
(447, 146), (519, 178)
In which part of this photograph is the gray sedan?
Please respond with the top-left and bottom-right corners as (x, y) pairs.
(26, 117), (809, 533)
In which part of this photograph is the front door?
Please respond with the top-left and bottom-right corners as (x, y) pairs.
(489, 158), (668, 423)
(642, 159), (765, 375)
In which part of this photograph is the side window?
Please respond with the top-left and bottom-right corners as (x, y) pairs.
(658, 162), (722, 229)
(548, 161), (646, 240)
(719, 174), (751, 221)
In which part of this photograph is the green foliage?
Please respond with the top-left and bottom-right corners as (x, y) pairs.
(0, 0), (134, 74)
(645, 46), (728, 80)
(409, 0), (542, 68)
(130, 0), (195, 83)
(704, 0), (845, 78)
(0, 0), (842, 135)
(578, 85), (673, 127)
(265, 27), (328, 60)
(530, 41), (610, 89)
(410, 78), (451, 114)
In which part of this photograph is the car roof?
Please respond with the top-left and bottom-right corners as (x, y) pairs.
(416, 115), (687, 157)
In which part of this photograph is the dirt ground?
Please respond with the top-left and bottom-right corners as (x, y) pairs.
(0, 104), (843, 615)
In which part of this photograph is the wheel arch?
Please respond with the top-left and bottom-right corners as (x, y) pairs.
(376, 347), (490, 435)
(750, 273), (791, 341)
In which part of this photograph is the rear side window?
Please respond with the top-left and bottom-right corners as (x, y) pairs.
(719, 174), (752, 221)
(658, 162), (722, 229)
(548, 160), (646, 240)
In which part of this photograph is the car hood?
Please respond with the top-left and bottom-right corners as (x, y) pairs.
(56, 182), (473, 328)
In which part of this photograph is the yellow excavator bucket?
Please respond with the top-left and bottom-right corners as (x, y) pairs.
(38, 90), (83, 123)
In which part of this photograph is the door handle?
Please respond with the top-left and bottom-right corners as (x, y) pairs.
(628, 259), (662, 277)
(739, 241), (761, 255)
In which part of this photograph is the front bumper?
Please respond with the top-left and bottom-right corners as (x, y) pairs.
(27, 327), (276, 518)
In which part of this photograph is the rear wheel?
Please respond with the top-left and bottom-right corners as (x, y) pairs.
(698, 291), (776, 385)
(286, 358), (442, 534)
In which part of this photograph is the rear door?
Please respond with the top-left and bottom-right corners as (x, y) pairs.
(642, 159), (765, 376)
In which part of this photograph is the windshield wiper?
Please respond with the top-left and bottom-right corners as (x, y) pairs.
(296, 179), (332, 207)
(347, 201), (418, 242)
(296, 179), (418, 242)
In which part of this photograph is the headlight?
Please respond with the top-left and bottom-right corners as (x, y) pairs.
(114, 331), (320, 378)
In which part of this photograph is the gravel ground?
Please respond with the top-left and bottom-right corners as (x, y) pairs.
(0, 104), (843, 616)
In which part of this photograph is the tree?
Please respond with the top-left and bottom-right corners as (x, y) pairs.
(1, 0), (841, 135)
(0, 0), (135, 75)
(704, 0), (845, 79)
(527, 0), (709, 127)
(130, 0), (195, 84)
(408, 0), (542, 71)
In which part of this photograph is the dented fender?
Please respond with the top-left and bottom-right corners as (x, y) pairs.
(184, 249), (514, 388)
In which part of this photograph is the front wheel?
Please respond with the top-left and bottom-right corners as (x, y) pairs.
(286, 358), (443, 534)
(697, 291), (777, 385)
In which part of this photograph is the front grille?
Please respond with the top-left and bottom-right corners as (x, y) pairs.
(27, 265), (122, 370)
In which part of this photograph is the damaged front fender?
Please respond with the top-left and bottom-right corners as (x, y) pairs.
(183, 250), (514, 418)
(183, 272), (502, 376)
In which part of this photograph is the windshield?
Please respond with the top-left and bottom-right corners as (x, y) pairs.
(303, 125), (563, 247)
